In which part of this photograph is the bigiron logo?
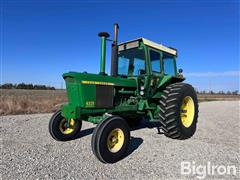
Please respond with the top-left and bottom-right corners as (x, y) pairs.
(181, 161), (239, 179)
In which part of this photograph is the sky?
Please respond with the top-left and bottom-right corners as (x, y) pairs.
(1, 0), (239, 91)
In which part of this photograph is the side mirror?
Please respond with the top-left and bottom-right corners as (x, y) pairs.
(178, 69), (183, 73)
(139, 69), (146, 75)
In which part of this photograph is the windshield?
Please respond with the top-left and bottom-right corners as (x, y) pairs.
(118, 48), (145, 76)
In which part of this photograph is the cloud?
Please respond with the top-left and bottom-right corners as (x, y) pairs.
(184, 71), (240, 77)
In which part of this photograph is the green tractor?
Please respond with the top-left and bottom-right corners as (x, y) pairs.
(49, 24), (198, 163)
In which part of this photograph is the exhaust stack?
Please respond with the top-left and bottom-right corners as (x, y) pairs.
(111, 23), (119, 77)
(98, 32), (110, 75)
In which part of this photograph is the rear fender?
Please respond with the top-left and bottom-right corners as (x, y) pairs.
(152, 75), (184, 98)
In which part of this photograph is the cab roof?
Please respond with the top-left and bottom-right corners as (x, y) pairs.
(119, 38), (177, 56)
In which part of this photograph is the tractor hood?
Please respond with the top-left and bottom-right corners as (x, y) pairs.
(63, 72), (136, 88)
(62, 72), (137, 118)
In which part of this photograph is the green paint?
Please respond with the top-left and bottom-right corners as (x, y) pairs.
(100, 36), (107, 74)
(88, 116), (104, 124)
(158, 75), (172, 88)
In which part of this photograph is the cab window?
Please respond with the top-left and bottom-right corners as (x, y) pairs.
(163, 53), (176, 76)
(118, 57), (129, 75)
(133, 58), (145, 75)
(150, 50), (161, 73)
(118, 48), (145, 76)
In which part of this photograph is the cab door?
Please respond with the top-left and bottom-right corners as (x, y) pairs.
(147, 48), (163, 96)
(162, 52), (177, 76)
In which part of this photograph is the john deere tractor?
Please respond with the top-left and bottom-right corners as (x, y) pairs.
(49, 24), (198, 163)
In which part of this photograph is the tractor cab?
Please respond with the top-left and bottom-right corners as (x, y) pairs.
(117, 38), (178, 77)
(116, 38), (183, 98)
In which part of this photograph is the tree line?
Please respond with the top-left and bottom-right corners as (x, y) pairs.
(0, 83), (55, 90)
(196, 90), (239, 95)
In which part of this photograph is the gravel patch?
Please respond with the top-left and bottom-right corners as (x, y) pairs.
(1, 101), (239, 179)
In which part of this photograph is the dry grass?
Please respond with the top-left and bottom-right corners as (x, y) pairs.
(197, 94), (240, 102)
(0, 89), (239, 116)
(0, 89), (67, 116)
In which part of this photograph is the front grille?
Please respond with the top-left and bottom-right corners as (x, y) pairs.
(96, 85), (114, 108)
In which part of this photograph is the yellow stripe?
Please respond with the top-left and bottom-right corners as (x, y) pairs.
(81, 81), (114, 86)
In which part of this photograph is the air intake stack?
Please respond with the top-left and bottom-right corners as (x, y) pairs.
(98, 32), (110, 75)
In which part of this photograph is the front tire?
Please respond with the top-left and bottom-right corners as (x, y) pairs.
(49, 110), (82, 141)
(91, 116), (130, 163)
(159, 83), (199, 139)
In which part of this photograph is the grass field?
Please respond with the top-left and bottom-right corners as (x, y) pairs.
(0, 89), (67, 115)
(0, 89), (239, 115)
(197, 93), (240, 101)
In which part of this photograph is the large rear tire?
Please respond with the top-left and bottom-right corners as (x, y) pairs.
(49, 110), (82, 141)
(91, 116), (130, 163)
(159, 83), (199, 139)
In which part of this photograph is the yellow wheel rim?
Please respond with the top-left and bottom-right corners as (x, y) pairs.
(180, 96), (195, 128)
(107, 128), (124, 153)
(59, 118), (75, 135)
